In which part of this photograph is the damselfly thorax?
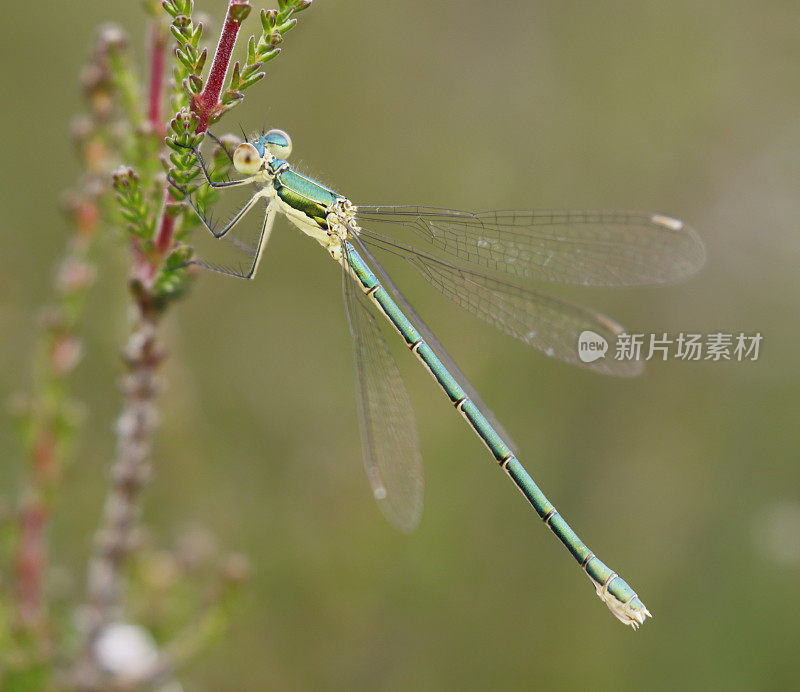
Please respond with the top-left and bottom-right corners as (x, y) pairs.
(230, 130), (359, 259)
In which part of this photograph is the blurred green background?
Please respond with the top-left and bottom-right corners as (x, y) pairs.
(2, 1), (799, 689)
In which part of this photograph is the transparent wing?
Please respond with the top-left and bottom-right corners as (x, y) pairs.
(351, 231), (518, 453)
(359, 231), (642, 377)
(355, 206), (705, 287)
(341, 244), (424, 531)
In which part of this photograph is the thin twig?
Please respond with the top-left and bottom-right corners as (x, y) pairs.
(147, 22), (167, 137)
(194, 0), (251, 131)
(15, 432), (55, 639)
(71, 299), (164, 690)
(12, 46), (108, 655)
(72, 4), (250, 686)
(68, 1), (314, 685)
(153, 186), (177, 256)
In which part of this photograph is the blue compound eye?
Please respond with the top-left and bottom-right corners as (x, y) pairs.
(232, 142), (262, 175)
(264, 129), (292, 159)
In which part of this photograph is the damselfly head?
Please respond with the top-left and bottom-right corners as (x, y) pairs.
(232, 142), (263, 175)
(263, 129), (292, 159)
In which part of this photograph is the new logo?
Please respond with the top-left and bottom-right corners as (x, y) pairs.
(577, 330), (608, 363)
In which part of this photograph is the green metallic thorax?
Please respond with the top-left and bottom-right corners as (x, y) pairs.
(272, 161), (340, 229)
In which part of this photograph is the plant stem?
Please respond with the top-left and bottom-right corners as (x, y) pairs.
(72, 300), (164, 690)
(14, 435), (53, 633)
(194, 0), (251, 132)
(147, 22), (167, 137)
(13, 198), (100, 654)
(153, 187), (177, 256)
(15, 476), (50, 639)
(73, 5), (249, 685)
(150, 0), (250, 275)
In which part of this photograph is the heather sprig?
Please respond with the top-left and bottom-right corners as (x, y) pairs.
(112, 167), (154, 241)
(5, 1), (315, 688)
(221, 1), (312, 114)
(163, 0), (208, 111)
(3, 25), (120, 685)
(153, 0), (312, 305)
(73, 1), (314, 687)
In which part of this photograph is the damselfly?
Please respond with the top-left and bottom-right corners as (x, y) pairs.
(169, 128), (705, 629)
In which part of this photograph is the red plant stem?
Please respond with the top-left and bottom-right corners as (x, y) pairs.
(147, 22), (167, 137)
(14, 430), (55, 633)
(153, 187), (177, 255)
(150, 1), (249, 266)
(194, 0), (250, 133)
(143, 18), (171, 267)
(15, 504), (47, 624)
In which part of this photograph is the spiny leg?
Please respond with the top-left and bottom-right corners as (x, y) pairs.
(191, 202), (277, 280)
(204, 131), (234, 164)
(174, 184), (265, 240)
(245, 203), (278, 279)
(170, 140), (253, 190)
